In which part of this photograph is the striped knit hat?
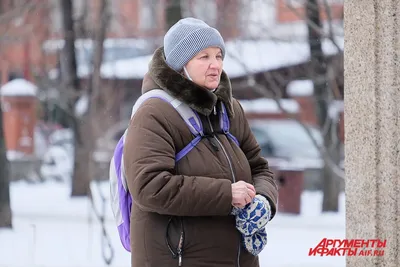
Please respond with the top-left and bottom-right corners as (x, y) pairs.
(163, 17), (226, 71)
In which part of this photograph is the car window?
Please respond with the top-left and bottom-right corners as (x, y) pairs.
(250, 127), (274, 157)
(250, 120), (323, 159)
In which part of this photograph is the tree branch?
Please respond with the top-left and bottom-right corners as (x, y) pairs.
(286, 1), (343, 53)
(225, 46), (345, 180)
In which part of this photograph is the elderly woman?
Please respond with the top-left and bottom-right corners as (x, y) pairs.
(123, 17), (278, 267)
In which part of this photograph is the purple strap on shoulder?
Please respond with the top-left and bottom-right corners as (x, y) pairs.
(227, 132), (239, 147)
(188, 117), (203, 135)
(176, 136), (202, 161)
(220, 103), (240, 146)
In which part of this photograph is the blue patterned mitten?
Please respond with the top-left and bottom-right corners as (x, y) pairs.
(231, 206), (240, 216)
(242, 227), (268, 256)
(235, 195), (271, 236)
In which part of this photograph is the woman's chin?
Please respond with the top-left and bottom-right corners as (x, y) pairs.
(204, 82), (219, 90)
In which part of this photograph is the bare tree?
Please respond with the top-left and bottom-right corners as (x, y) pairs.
(59, 0), (110, 196)
(222, 0), (344, 212)
(87, 0), (110, 177)
(0, 101), (12, 228)
(166, 0), (182, 29)
(59, 0), (92, 196)
(86, 1), (115, 264)
(0, 0), (52, 228)
(305, 0), (341, 211)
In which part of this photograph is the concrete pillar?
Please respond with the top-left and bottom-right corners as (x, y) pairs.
(345, 1), (399, 266)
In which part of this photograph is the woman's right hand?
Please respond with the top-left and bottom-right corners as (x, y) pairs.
(231, 181), (256, 208)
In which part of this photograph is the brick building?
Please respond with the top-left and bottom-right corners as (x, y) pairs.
(0, 0), (344, 139)
(0, 0), (343, 85)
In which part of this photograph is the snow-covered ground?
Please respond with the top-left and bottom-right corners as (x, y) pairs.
(0, 181), (346, 267)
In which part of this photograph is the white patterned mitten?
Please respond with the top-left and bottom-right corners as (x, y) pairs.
(242, 227), (268, 256)
(235, 195), (271, 236)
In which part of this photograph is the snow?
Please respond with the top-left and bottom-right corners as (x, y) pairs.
(286, 80), (314, 97)
(69, 36), (343, 80)
(0, 79), (38, 97)
(0, 180), (345, 267)
(328, 100), (344, 121)
(74, 94), (90, 117)
(42, 38), (151, 53)
(222, 37), (342, 78)
(6, 150), (27, 161)
(239, 98), (300, 114)
(39, 128), (74, 182)
(77, 55), (153, 79)
(40, 146), (74, 182)
(269, 157), (324, 171)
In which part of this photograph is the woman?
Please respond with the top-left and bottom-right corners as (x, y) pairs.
(123, 17), (278, 267)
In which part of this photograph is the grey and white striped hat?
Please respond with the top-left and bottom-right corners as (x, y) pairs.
(163, 17), (226, 71)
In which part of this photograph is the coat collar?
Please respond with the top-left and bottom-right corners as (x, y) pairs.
(141, 47), (234, 117)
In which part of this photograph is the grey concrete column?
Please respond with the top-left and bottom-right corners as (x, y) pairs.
(345, 1), (399, 266)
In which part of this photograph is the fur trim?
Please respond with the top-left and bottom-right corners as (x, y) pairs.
(141, 47), (234, 117)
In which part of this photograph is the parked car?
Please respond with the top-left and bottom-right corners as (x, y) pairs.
(249, 119), (344, 190)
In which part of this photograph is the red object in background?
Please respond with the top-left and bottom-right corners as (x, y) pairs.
(23, 42), (31, 81)
(1, 80), (38, 156)
(276, 169), (305, 215)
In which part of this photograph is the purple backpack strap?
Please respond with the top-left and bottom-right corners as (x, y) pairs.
(219, 102), (240, 146)
(110, 89), (204, 252)
(174, 104), (204, 161)
(129, 89), (205, 161)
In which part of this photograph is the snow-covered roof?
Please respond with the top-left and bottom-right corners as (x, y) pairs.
(222, 36), (343, 78)
(42, 38), (153, 52)
(77, 55), (153, 79)
(0, 79), (38, 96)
(286, 79), (314, 97)
(238, 98), (299, 114)
(48, 36), (344, 80)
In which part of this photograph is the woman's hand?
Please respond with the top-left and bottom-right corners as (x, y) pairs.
(231, 181), (256, 208)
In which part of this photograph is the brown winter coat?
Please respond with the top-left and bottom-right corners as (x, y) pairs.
(123, 47), (278, 267)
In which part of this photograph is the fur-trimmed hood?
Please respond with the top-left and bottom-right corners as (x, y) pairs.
(141, 47), (234, 117)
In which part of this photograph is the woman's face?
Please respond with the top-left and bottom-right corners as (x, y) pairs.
(184, 47), (223, 90)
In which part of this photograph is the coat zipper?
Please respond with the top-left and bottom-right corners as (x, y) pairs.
(207, 116), (236, 183)
(207, 114), (241, 267)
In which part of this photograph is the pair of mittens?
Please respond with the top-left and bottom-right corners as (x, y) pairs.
(231, 195), (271, 255)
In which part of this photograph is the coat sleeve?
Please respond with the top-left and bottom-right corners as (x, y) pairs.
(123, 99), (233, 217)
(232, 99), (279, 219)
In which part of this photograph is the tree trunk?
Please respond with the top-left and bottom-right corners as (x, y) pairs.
(321, 121), (341, 212)
(0, 102), (12, 228)
(87, 0), (109, 182)
(60, 0), (90, 196)
(166, 0), (182, 30)
(306, 0), (341, 212)
(60, 0), (79, 92)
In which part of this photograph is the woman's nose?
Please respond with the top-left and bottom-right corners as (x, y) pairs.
(209, 59), (221, 69)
